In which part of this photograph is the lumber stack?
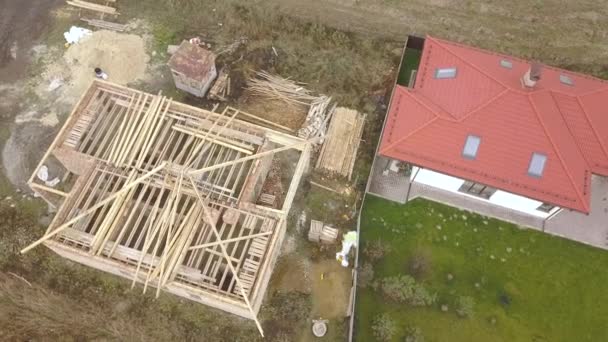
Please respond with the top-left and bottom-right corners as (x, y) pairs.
(315, 107), (366, 180)
(209, 69), (231, 101)
(297, 96), (334, 139)
(67, 0), (119, 15)
(247, 71), (318, 107)
(80, 18), (126, 31)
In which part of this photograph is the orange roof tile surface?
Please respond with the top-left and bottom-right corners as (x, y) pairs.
(380, 36), (608, 213)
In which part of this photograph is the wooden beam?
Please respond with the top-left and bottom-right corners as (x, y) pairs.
(30, 183), (69, 197)
(20, 162), (167, 254)
(188, 231), (272, 251)
(188, 138), (318, 176)
(188, 176), (264, 337)
(227, 107), (295, 133)
(66, 1), (118, 15)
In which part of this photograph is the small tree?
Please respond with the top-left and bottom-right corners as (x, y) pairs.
(456, 296), (475, 318)
(407, 249), (432, 280)
(358, 263), (375, 288)
(364, 240), (391, 262)
(372, 313), (397, 342)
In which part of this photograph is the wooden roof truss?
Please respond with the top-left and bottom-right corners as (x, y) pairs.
(23, 81), (314, 336)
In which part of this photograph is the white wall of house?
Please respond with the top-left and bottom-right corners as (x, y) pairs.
(410, 166), (560, 218)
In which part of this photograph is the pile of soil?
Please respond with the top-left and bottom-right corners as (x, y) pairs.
(39, 30), (150, 103)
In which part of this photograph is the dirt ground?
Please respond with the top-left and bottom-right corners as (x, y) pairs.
(0, 0), (63, 82)
(1, 26), (152, 189)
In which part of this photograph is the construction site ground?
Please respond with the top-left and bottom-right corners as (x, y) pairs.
(2, 0), (608, 341)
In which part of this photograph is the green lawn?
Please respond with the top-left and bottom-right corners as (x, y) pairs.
(355, 195), (608, 342)
(396, 48), (422, 86)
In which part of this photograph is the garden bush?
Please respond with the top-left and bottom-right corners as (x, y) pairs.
(380, 275), (436, 306)
(372, 313), (397, 342)
(456, 296), (475, 318)
(404, 326), (424, 342)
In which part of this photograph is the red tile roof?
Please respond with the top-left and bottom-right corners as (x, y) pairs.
(380, 36), (608, 213)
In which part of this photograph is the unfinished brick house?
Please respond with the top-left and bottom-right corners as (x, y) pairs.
(23, 80), (313, 335)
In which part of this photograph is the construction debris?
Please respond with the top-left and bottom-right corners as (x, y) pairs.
(298, 97), (334, 139)
(308, 220), (339, 244)
(209, 68), (231, 101)
(22, 80), (315, 337)
(316, 107), (366, 179)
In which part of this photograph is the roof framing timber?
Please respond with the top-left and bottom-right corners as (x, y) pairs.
(22, 81), (311, 335)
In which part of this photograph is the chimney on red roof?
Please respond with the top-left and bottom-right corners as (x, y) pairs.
(521, 62), (543, 88)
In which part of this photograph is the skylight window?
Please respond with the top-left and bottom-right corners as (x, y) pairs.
(500, 59), (513, 69)
(462, 135), (481, 159)
(560, 74), (574, 86)
(435, 67), (457, 79)
(528, 153), (547, 178)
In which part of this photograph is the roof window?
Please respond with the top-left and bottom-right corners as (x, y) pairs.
(462, 135), (481, 159)
(528, 153), (547, 178)
(559, 74), (574, 86)
(435, 67), (457, 79)
(500, 59), (513, 69)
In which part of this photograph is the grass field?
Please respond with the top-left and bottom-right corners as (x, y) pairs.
(356, 196), (608, 342)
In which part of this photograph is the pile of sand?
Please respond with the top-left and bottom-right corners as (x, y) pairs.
(38, 30), (150, 103)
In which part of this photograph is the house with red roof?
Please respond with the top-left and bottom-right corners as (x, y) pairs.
(371, 35), (608, 241)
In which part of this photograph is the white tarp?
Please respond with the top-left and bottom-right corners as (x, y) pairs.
(64, 26), (92, 44)
(36, 165), (60, 187)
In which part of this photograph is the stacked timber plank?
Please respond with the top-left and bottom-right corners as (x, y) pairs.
(316, 107), (366, 180)
(308, 220), (339, 244)
(247, 71), (318, 107)
(80, 18), (126, 31)
(209, 69), (231, 101)
(67, 0), (119, 15)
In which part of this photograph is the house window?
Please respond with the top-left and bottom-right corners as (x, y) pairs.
(435, 67), (457, 79)
(462, 135), (481, 159)
(458, 180), (497, 199)
(559, 74), (574, 86)
(528, 153), (547, 178)
(500, 59), (513, 69)
(537, 202), (556, 213)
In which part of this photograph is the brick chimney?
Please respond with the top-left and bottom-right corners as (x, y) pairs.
(522, 62), (543, 88)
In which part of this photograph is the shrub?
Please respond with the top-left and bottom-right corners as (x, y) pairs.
(380, 275), (436, 306)
(407, 249), (432, 280)
(364, 240), (391, 262)
(372, 313), (397, 342)
(404, 326), (424, 342)
(456, 296), (475, 318)
(358, 263), (375, 288)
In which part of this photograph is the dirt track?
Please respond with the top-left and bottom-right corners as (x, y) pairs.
(0, 0), (62, 82)
(269, 0), (608, 71)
